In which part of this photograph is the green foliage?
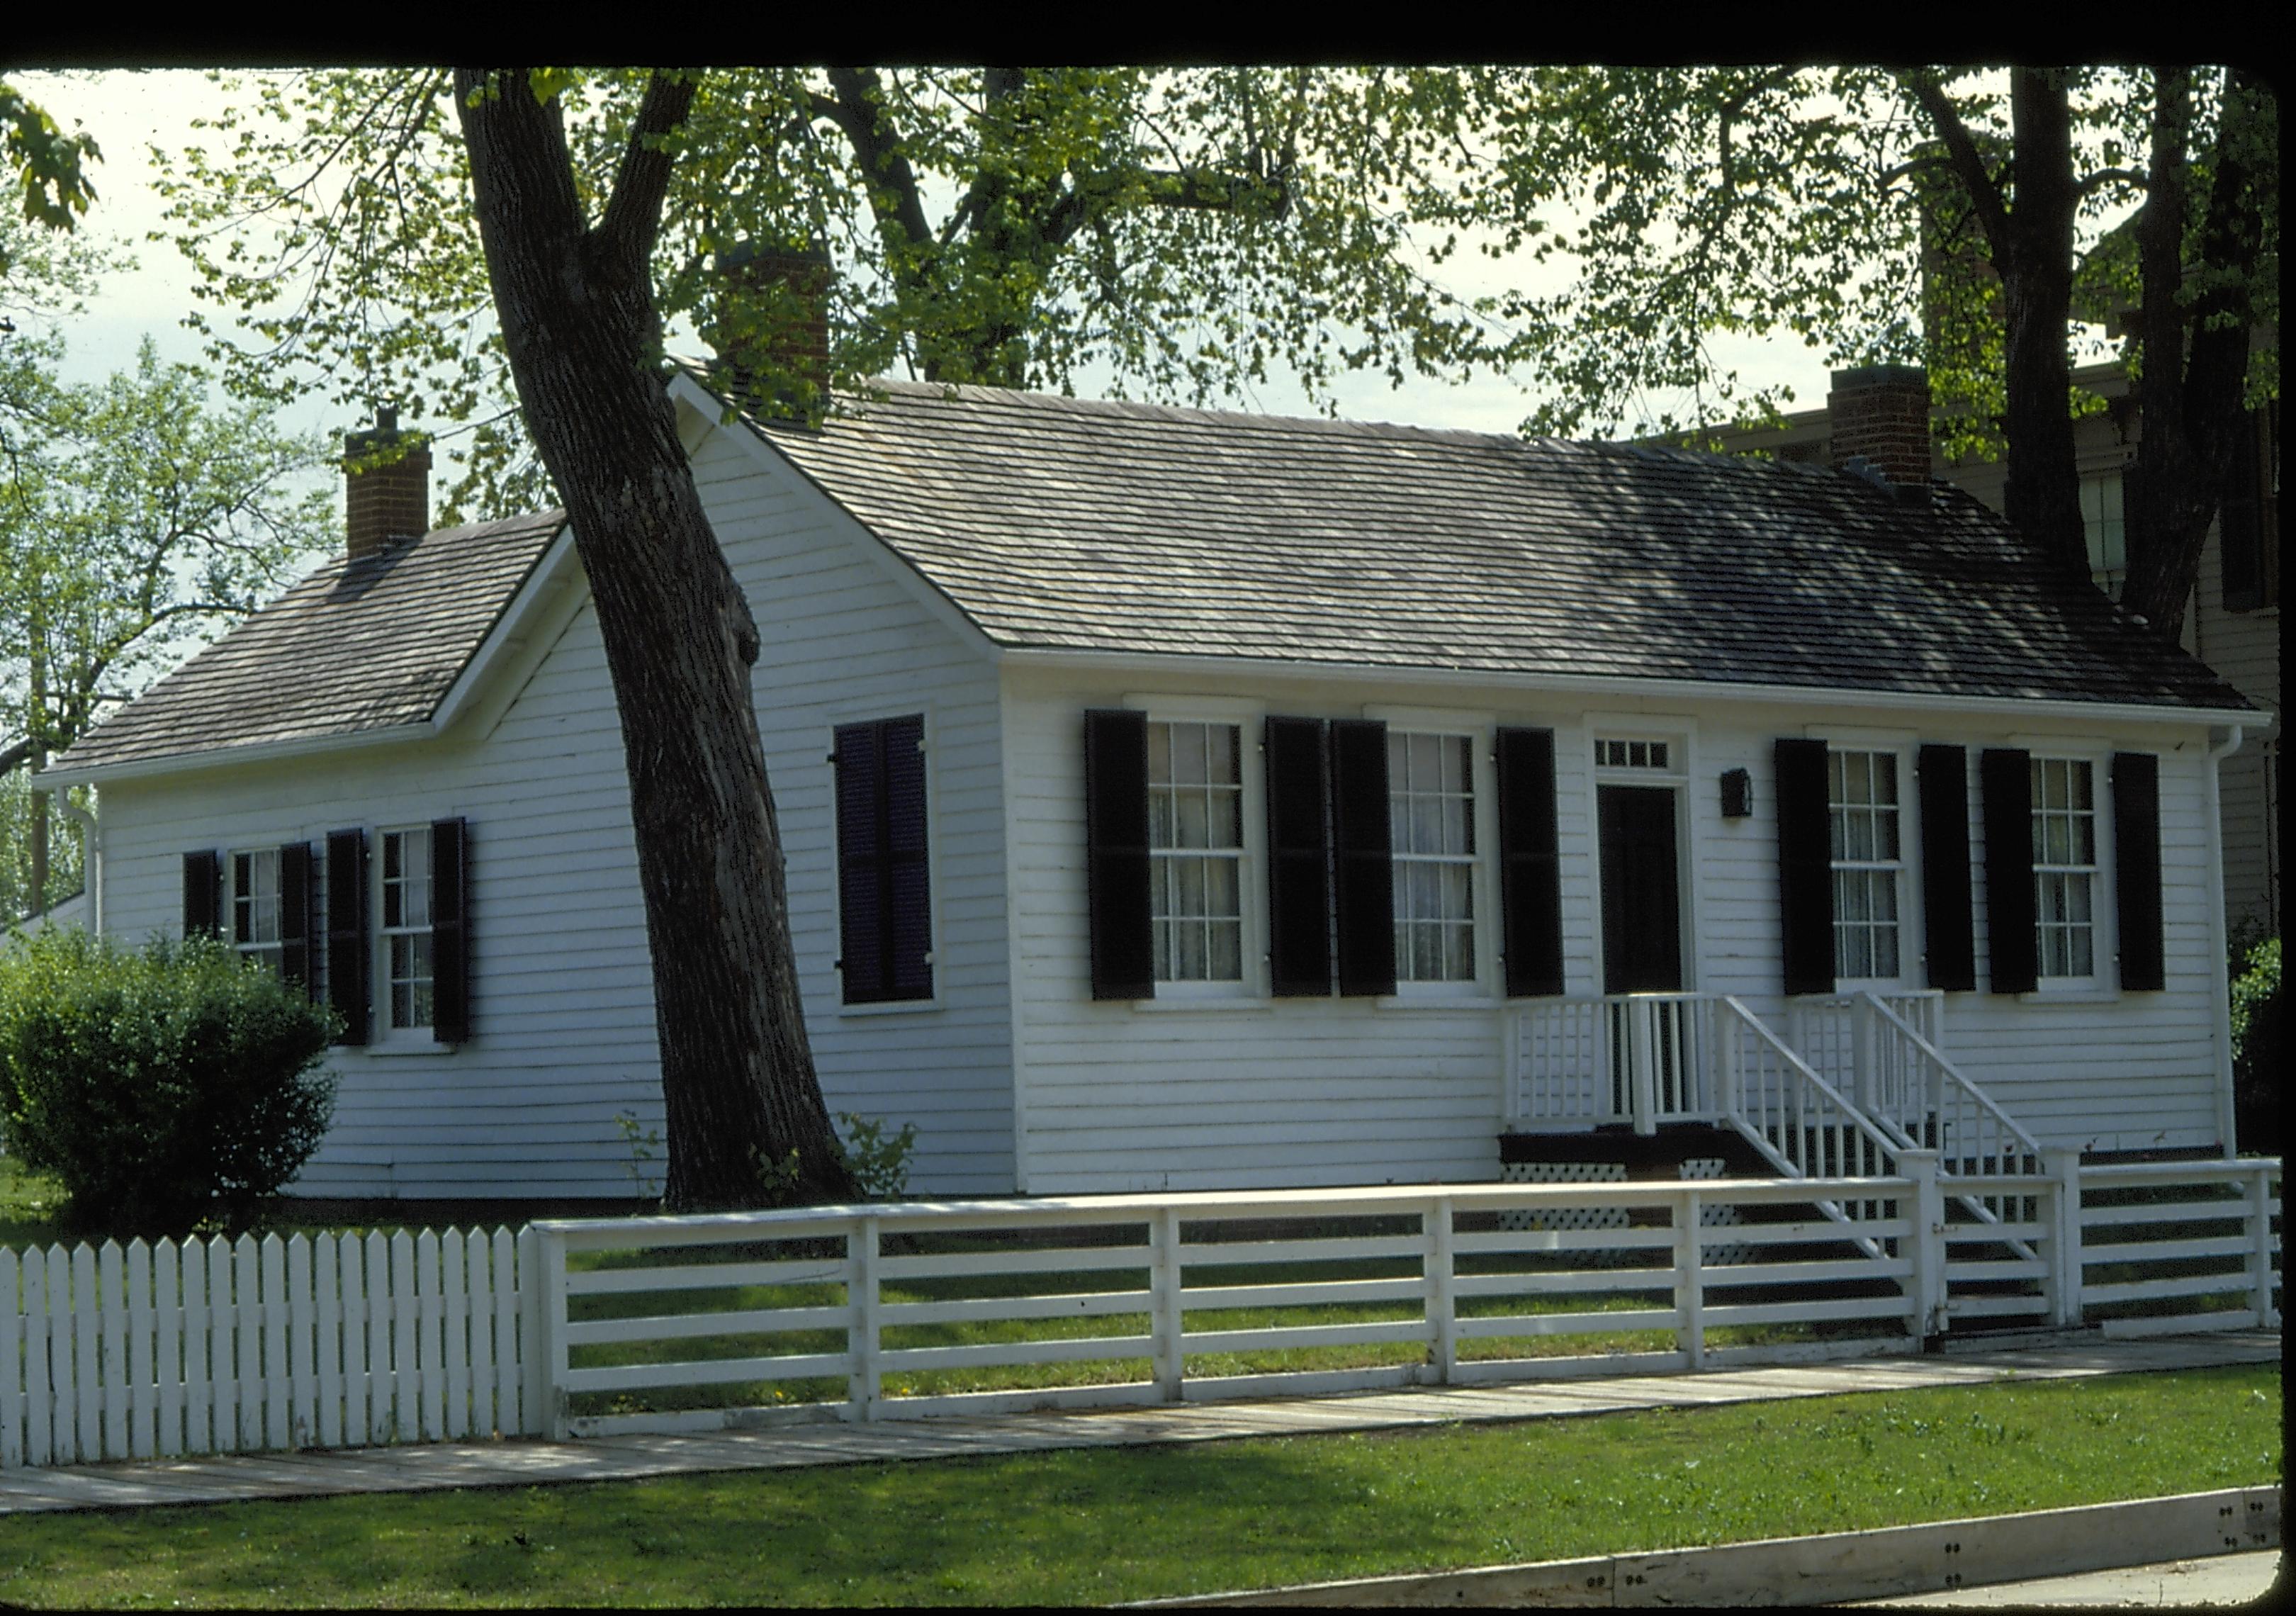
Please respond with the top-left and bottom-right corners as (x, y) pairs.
(745, 1113), (918, 1205)
(614, 1107), (665, 1201)
(0, 928), (338, 1234)
(153, 67), (1534, 518)
(833, 1111), (918, 1201)
(2230, 935), (2280, 1152)
(0, 82), (100, 234)
(0, 771), (84, 921)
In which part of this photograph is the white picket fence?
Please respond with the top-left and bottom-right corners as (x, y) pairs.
(1, 1227), (542, 1468)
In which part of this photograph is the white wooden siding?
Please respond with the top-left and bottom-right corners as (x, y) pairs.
(93, 601), (659, 1200)
(1003, 664), (2232, 1192)
(88, 425), (1014, 1201)
(692, 427), (1015, 1195)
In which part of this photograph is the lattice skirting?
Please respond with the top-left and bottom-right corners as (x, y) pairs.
(1496, 1157), (1750, 1264)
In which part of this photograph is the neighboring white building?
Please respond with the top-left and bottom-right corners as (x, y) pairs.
(37, 366), (2263, 1202)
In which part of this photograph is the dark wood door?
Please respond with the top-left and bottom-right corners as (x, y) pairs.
(1599, 784), (1684, 994)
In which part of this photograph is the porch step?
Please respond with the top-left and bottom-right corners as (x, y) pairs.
(1498, 1123), (1777, 1182)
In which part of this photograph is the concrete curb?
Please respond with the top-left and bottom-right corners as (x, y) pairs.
(1136, 1486), (2282, 1607)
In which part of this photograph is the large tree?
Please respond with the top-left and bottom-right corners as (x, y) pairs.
(454, 69), (859, 1206)
(1480, 65), (2278, 642)
(158, 67), (1523, 518)
(1, 337), (333, 909)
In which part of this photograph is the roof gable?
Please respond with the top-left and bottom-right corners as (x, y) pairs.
(48, 511), (567, 780)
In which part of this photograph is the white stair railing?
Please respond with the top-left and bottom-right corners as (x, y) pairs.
(1509, 994), (1723, 1134)
(1715, 997), (1904, 1252)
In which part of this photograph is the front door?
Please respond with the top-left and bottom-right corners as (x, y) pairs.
(1598, 783), (1684, 994)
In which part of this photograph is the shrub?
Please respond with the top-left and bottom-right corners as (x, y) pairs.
(2230, 935), (2280, 1155)
(0, 929), (337, 1235)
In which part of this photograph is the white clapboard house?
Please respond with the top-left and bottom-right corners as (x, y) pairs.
(37, 365), (2264, 1206)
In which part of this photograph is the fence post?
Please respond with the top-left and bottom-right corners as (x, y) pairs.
(531, 1228), (566, 1442)
(2247, 1166), (2278, 1328)
(1426, 1196), (1456, 1385)
(1152, 1207), (1183, 1402)
(1630, 1001), (1658, 1136)
(1675, 1186), (1705, 1371)
(2043, 1148), (2085, 1329)
(1897, 1149), (1945, 1342)
(848, 1214), (881, 1420)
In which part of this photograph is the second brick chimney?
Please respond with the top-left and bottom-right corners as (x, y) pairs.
(344, 406), (432, 559)
(706, 240), (832, 422)
(1827, 365), (1935, 499)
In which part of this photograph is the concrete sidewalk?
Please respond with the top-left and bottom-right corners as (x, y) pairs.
(0, 1329), (2277, 1518)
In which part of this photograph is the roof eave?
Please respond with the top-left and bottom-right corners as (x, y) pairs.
(998, 645), (2261, 730)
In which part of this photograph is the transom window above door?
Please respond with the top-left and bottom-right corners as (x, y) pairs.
(1596, 738), (1670, 770)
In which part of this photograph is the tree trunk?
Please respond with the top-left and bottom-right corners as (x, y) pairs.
(1995, 71), (2086, 580)
(456, 69), (860, 1208)
(2122, 67), (2271, 644)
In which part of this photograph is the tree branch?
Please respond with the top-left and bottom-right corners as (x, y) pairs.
(596, 71), (699, 288)
(1903, 71), (2012, 252)
(821, 68), (935, 258)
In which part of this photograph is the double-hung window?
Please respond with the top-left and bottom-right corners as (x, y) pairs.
(2031, 758), (2098, 980)
(1828, 750), (1903, 980)
(1147, 719), (1244, 983)
(380, 825), (435, 1033)
(231, 848), (284, 975)
(1389, 731), (1475, 982)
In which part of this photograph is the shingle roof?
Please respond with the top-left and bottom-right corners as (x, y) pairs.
(52, 511), (565, 775)
(723, 372), (2246, 714)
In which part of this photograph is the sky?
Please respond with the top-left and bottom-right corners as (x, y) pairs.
(11, 68), (1848, 449)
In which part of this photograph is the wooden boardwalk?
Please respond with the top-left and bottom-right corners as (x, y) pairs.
(0, 1330), (2275, 1517)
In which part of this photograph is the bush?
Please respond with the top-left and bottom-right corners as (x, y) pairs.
(2230, 935), (2280, 1155)
(0, 929), (337, 1235)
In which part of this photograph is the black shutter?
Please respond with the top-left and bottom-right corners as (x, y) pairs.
(2111, 752), (2165, 992)
(883, 717), (933, 999)
(278, 842), (316, 1000)
(1915, 746), (1976, 992)
(834, 718), (932, 1005)
(1980, 748), (2037, 994)
(430, 818), (471, 1040)
(181, 850), (221, 941)
(1084, 709), (1154, 1000)
(326, 828), (371, 1045)
(1496, 726), (1564, 997)
(1329, 719), (1395, 997)
(1774, 739), (1835, 996)
(1265, 715), (1332, 996)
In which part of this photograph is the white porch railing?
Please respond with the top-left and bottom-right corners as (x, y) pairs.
(1507, 993), (1725, 1134)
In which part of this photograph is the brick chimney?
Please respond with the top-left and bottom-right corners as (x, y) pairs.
(706, 240), (832, 422)
(1827, 365), (1935, 498)
(343, 406), (432, 559)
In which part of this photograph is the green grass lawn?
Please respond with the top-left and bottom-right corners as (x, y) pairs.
(0, 1364), (2276, 1608)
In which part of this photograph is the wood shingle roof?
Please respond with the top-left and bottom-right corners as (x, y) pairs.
(51, 511), (565, 775)
(733, 375), (2246, 714)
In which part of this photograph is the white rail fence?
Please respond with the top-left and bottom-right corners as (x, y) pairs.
(1, 1227), (542, 1469)
(1, 1162), (2278, 1467)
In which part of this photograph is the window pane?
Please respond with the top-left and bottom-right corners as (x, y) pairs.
(1147, 722), (1170, 783)
(1206, 723), (1237, 785)
(2067, 761), (2092, 811)
(1172, 724), (1206, 785)
(1209, 919), (1242, 980)
(1205, 855), (1239, 919)
(1176, 790), (1208, 849)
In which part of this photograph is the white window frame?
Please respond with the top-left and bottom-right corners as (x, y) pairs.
(1143, 712), (1252, 999)
(2080, 468), (2129, 599)
(2030, 755), (2103, 987)
(229, 846), (284, 977)
(1373, 712), (1492, 1001)
(1828, 747), (1909, 986)
(1585, 715), (1700, 994)
(375, 824), (435, 1043)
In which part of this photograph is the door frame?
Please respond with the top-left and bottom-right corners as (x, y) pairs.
(1583, 718), (1699, 995)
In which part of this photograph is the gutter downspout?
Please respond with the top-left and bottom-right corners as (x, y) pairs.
(59, 794), (101, 934)
(2204, 725), (2244, 1157)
